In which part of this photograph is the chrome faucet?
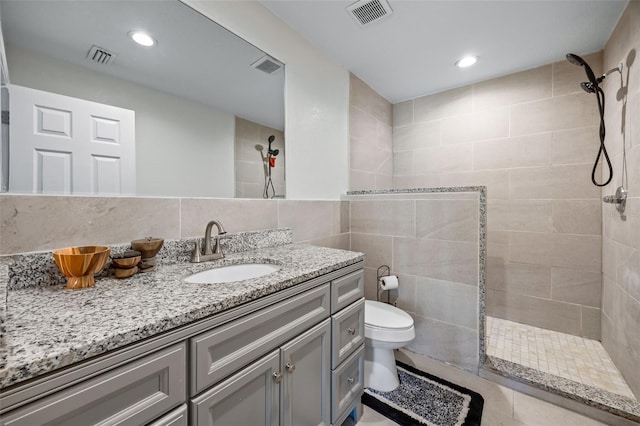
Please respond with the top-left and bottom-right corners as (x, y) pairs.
(191, 220), (229, 263)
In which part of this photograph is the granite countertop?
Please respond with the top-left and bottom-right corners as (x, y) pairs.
(0, 243), (363, 389)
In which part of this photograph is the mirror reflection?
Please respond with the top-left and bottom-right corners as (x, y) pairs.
(0, 0), (285, 198)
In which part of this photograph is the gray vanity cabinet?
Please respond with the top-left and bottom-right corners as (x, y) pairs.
(191, 349), (281, 426)
(191, 319), (331, 426)
(1, 344), (186, 426)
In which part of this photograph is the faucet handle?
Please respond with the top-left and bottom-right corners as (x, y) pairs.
(191, 240), (202, 263)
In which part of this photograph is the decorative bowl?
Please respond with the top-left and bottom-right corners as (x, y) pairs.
(131, 237), (164, 259)
(52, 246), (111, 289)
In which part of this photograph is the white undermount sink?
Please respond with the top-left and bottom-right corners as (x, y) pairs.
(184, 263), (281, 284)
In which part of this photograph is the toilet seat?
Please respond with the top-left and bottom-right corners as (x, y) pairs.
(364, 300), (415, 343)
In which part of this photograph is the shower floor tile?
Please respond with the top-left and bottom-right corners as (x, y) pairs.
(486, 316), (636, 399)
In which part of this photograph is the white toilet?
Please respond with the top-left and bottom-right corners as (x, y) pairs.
(364, 300), (415, 392)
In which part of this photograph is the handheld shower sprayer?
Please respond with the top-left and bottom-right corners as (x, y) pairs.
(263, 135), (278, 199)
(566, 53), (623, 187)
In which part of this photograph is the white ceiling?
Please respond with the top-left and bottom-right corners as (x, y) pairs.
(262, 0), (627, 103)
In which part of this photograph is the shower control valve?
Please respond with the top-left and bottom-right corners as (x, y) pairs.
(603, 186), (627, 213)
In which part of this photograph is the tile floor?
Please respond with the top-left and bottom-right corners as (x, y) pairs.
(352, 349), (612, 426)
(486, 316), (635, 399)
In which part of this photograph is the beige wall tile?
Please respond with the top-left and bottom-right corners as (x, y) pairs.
(553, 51), (603, 97)
(508, 200), (553, 233)
(552, 127), (600, 165)
(473, 65), (552, 110)
(487, 260), (552, 298)
(473, 138), (512, 170)
(408, 315), (479, 372)
(393, 151), (414, 175)
(509, 133), (553, 168)
(350, 143), (393, 173)
(413, 86), (473, 122)
(375, 174), (393, 190)
(551, 267), (602, 308)
(552, 200), (602, 235)
(487, 199), (509, 230)
(362, 266), (379, 301)
(181, 198), (278, 237)
(393, 120), (441, 152)
(393, 174), (442, 190)
(393, 100), (413, 128)
(487, 230), (509, 261)
(552, 164), (602, 200)
(442, 170), (509, 199)
(441, 108), (510, 145)
(509, 231), (553, 265)
(487, 289), (582, 335)
(350, 170), (377, 191)
(277, 200), (334, 242)
(350, 200), (415, 237)
(581, 306), (602, 340)
(618, 247), (640, 302)
(413, 144), (474, 174)
(415, 277), (478, 329)
(415, 199), (478, 242)
(509, 166), (554, 199)
(350, 73), (391, 125)
(0, 194), (181, 254)
(510, 92), (599, 136)
(307, 233), (350, 251)
(552, 234), (602, 272)
(350, 233), (393, 268)
(395, 273), (418, 313)
(350, 105), (378, 141)
(393, 237), (478, 286)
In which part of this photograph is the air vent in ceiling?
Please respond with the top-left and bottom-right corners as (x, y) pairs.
(347, 0), (393, 27)
(86, 45), (117, 65)
(251, 55), (283, 74)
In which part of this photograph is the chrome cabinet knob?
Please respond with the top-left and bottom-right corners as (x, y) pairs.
(347, 327), (356, 335)
(273, 372), (282, 383)
(347, 376), (355, 385)
(286, 362), (296, 373)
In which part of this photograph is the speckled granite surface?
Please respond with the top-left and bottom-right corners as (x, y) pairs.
(484, 355), (640, 422)
(0, 242), (363, 389)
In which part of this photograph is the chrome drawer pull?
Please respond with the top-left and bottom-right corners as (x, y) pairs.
(347, 327), (356, 335)
(273, 372), (282, 383)
(286, 362), (296, 373)
(347, 376), (355, 385)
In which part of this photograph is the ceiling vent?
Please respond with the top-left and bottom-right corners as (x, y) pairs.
(251, 55), (283, 74)
(347, 0), (393, 27)
(86, 45), (117, 65)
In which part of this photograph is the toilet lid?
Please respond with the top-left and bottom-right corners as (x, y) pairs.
(365, 300), (414, 330)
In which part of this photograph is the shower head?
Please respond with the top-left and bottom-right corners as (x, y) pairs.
(580, 81), (596, 93)
(566, 53), (598, 87)
(268, 135), (275, 144)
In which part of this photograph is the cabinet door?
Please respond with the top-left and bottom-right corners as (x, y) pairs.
(191, 350), (280, 426)
(1, 344), (186, 426)
(280, 319), (331, 426)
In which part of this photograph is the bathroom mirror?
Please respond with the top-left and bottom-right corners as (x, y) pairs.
(0, 0), (285, 198)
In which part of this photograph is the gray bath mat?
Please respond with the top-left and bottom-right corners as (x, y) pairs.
(362, 361), (484, 426)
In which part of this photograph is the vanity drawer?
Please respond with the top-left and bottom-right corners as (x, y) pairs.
(331, 345), (364, 424)
(1, 343), (186, 426)
(331, 298), (365, 369)
(191, 283), (330, 395)
(148, 404), (187, 426)
(331, 269), (364, 314)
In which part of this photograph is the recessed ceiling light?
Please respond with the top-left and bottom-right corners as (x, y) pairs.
(455, 56), (478, 68)
(128, 31), (156, 47)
